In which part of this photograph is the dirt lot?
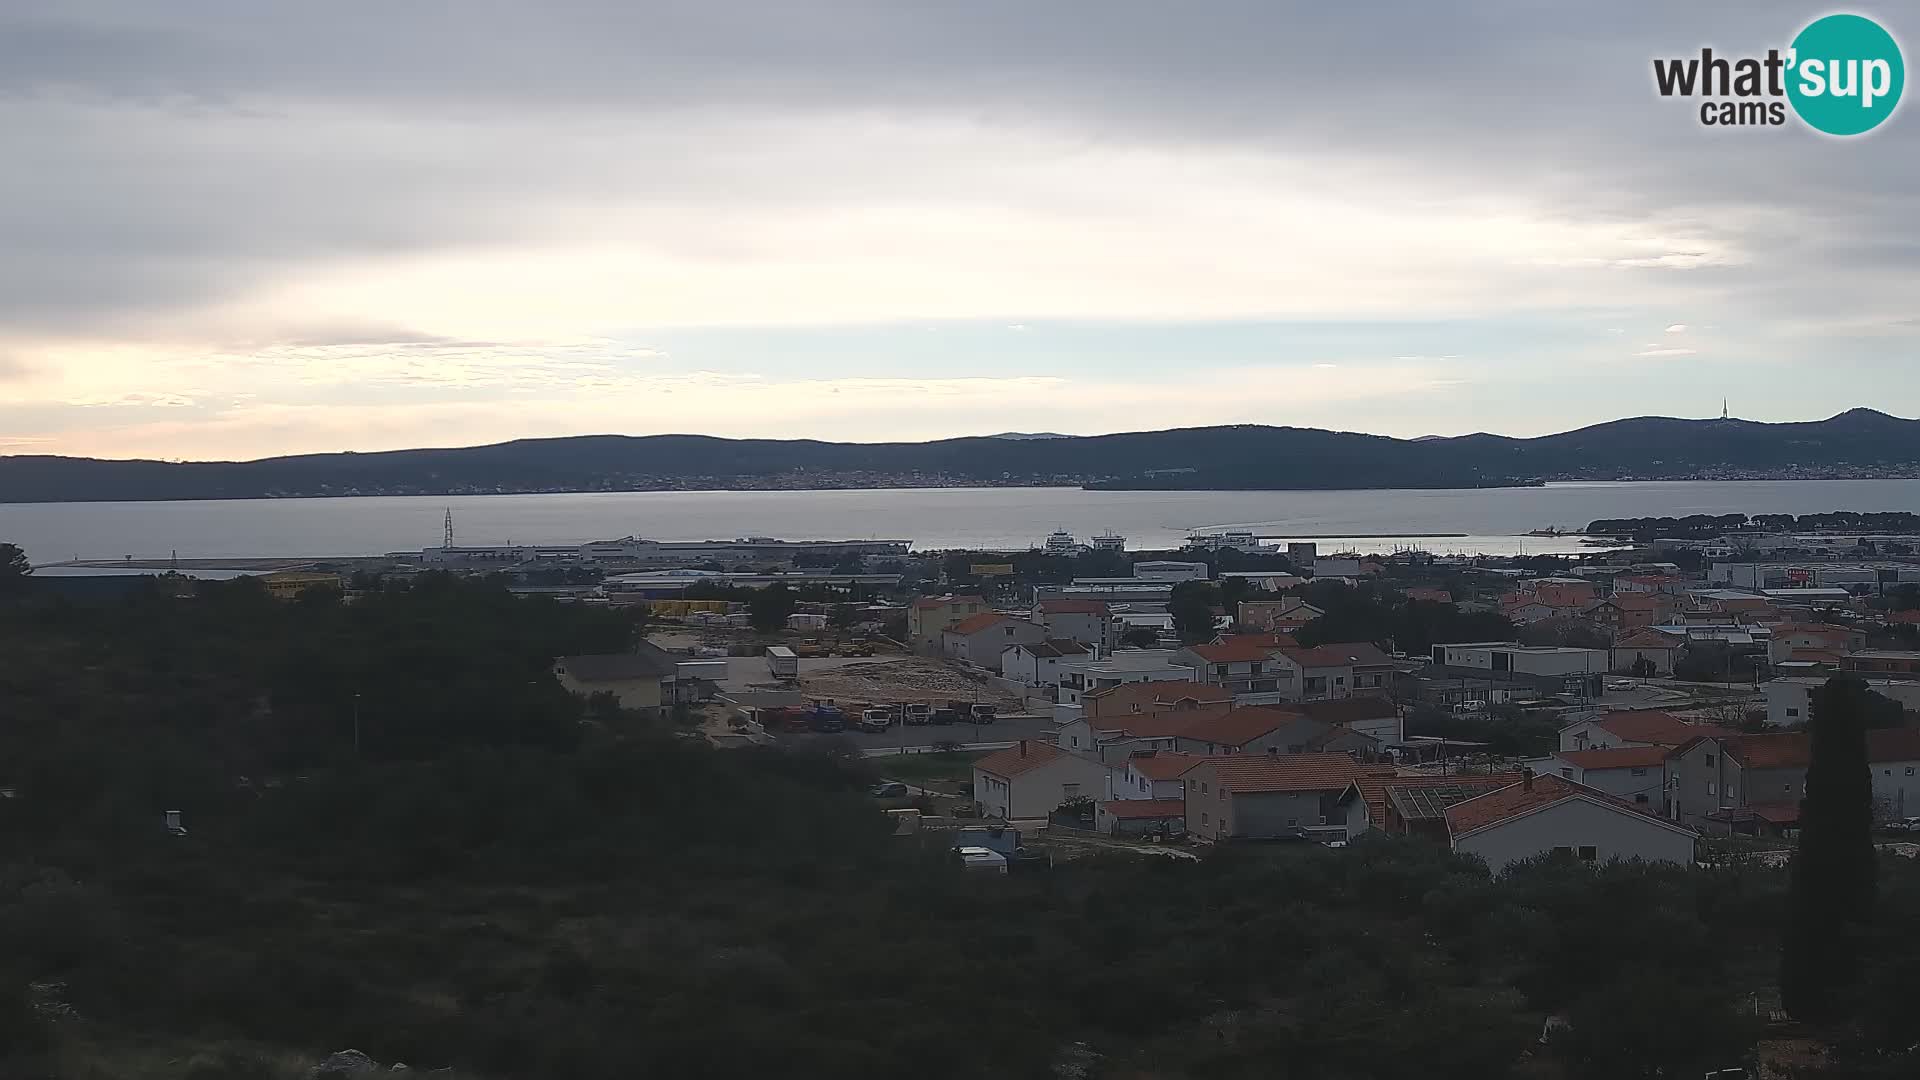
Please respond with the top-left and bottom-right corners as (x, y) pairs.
(797, 656), (1022, 708)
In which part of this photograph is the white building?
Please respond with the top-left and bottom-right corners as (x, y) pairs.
(1132, 560), (1210, 582)
(971, 740), (1109, 820)
(1444, 774), (1698, 875)
(1432, 642), (1608, 676)
(1530, 746), (1669, 811)
(999, 640), (1091, 687)
(1059, 649), (1192, 703)
(1766, 676), (1920, 728)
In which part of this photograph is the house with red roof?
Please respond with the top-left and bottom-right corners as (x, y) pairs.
(1668, 727), (1920, 833)
(1557, 709), (1738, 753)
(1272, 642), (1397, 699)
(1033, 598), (1115, 650)
(998, 638), (1090, 687)
(941, 612), (1045, 668)
(1173, 637), (1293, 698)
(1610, 628), (1684, 675)
(1536, 746), (1669, 810)
(971, 739), (1109, 821)
(1336, 772), (1519, 839)
(1173, 706), (1374, 757)
(1096, 750), (1204, 836)
(1444, 772), (1699, 874)
(1183, 754), (1364, 842)
(907, 594), (987, 650)
(1768, 622), (1868, 664)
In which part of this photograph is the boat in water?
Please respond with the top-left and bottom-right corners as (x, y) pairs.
(1090, 531), (1126, 551)
(1185, 529), (1270, 553)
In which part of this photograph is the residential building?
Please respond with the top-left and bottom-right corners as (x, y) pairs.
(1110, 749), (1206, 801)
(1312, 556), (1371, 578)
(1276, 642), (1396, 698)
(1610, 629), (1683, 675)
(1536, 746), (1668, 809)
(1768, 622), (1868, 664)
(1558, 709), (1737, 753)
(1870, 727), (1920, 818)
(1764, 676), (1920, 727)
(261, 570), (344, 599)
(1175, 637), (1293, 698)
(1237, 598), (1324, 633)
(1841, 650), (1920, 679)
(1095, 798), (1189, 837)
(1402, 587), (1453, 604)
(1338, 772), (1521, 839)
(999, 639), (1091, 687)
(1033, 598), (1115, 650)
(1059, 650), (1195, 703)
(942, 613), (1046, 668)
(971, 740), (1109, 820)
(908, 594), (987, 650)
(1445, 773), (1699, 875)
(1287, 696), (1404, 743)
(1666, 732), (1811, 833)
(1173, 708), (1339, 757)
(1529, 578), (1599, 608)
(1615, 573), (1688, 596)
(553, 642), (682, 713)
(1183, 754), (1363, 842)
(1081, 679), (1233, 721)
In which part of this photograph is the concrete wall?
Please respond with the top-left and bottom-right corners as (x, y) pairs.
(1454, 796), (1696, 875)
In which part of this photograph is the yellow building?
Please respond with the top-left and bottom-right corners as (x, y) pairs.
(261, 571), (343, 600)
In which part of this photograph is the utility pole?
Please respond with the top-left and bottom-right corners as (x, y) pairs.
(352, 691), (362, 757)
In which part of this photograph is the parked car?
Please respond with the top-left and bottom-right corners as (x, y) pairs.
(1605, 679), (1636, 691)
(839, 641), (874, 657)
(870, 782), (909, 799)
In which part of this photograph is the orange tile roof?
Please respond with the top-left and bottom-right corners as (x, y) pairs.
(1175, 705), (1306, 748)
(1723, 733), (1811, 769)
(1443, 773), (1691, 839)
(946, 612), (1011, 635)
(1743, 801), (1801, 824)
(1092, 706), (1231, 739)
(1216, 631), (1301, 648)
(1188, 638), (1281, 663)
(1590, 710), (1738, 747)
(1039, 599), (1110, 615)
(974, 740), (1073, 779)
(1280, 642), (1394, 668)
(1196, 753), (1361, 794)
(1126, 750), (1206, 781)
(1556, 746), (1670, 770)
(1868, 727), (1920, 763)
(1403, 588), (1453, 604)
(1099, 798), (1188, 820)
(1613, 629), (1681, 649)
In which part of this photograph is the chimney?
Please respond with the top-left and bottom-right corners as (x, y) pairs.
(1521, 768), (1533, 792)
(1019, 740), (1028, 758)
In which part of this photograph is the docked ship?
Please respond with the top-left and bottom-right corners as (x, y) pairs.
(1043, 530), (1080, 556)
(1185, 529), (1271, 553)
(1089, 531), (1126, 551)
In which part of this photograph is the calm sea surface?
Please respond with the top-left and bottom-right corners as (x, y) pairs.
(7, 479), (1920, 563)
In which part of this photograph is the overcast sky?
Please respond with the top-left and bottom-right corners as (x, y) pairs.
(1, 1), (1915, 460)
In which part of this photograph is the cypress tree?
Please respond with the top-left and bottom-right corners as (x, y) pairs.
(1780, 676), (1878, 1021)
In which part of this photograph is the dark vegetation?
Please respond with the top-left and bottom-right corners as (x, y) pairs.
(2, 564), (1917, 1077)
(1287, 579), (1516, 655)
(4, 409), (1916, 501)
(1588, 510), (1920, 537)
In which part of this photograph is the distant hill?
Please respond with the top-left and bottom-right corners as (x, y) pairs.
(3, 409), (1918, 502)
(986, 431), (1073, 441)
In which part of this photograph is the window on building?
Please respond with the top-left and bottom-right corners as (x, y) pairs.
(1062, 784), (1080, 797)
(1908, 767), (1916, 776)
(1634, 794), (1649, 804)
(1787, 707), (1800, 717)
(1201, 812), (1209, 825)
(1578, 846), (1598, 861)
(1201, 782), (1209, 794)
(1630, 767), (1648, 776)
(1559, 768), (1573, 779)
(1552, 846), (1572, 856)
(1287, 817), (1298, 827)
(1705, 753), (1715, 767)
(1707, 781), (1716, 796)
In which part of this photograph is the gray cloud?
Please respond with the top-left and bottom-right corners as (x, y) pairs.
(0, 1), (1914, 342)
